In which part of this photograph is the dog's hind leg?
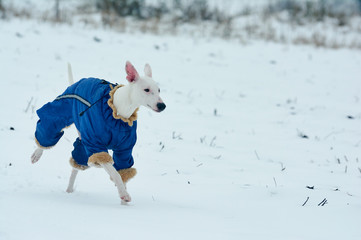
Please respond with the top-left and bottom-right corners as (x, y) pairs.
(66, 168), (78, 193)
(31, 148), (43, 164)
(66, 157), (89, 193)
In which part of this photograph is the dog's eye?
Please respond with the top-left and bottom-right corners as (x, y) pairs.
(144, 88), (150, 92)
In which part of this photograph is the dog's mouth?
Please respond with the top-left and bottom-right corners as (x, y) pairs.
(147, 103), (166, 112)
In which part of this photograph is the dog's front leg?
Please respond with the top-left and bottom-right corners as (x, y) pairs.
(101, 162), (131, 203)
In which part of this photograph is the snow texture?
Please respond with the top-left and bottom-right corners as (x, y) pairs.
(0, 19), (361, 240)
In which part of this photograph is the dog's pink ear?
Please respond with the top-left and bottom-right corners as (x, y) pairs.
(144, 63), (152, 77)
(125, 61), (139, 82)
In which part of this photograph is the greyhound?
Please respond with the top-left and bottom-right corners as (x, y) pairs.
(31, 61), (166, 204)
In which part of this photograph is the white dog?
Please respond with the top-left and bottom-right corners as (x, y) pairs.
(31, 61), (166, 204)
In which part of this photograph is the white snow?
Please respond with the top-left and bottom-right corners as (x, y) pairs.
(0, 18), (361, 240)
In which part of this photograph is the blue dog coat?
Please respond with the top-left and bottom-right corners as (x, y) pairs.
(35, 78), (138, 171)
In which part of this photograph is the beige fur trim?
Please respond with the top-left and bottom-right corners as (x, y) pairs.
(69, 157), (89, 171)
(107, 84), (138, 126)
(88, 152), (114, 167)
(118, 168), (137, 183)
(35, 137), (54, 149)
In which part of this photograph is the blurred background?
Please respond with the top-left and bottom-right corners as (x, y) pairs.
(1, 0), (361, 49)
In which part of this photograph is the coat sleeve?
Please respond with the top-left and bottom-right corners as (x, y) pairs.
(112, 148), (134, 171)
(81, 137), (111, 166)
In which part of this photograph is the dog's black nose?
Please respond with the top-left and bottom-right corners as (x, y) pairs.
(157, 102), (166, 112)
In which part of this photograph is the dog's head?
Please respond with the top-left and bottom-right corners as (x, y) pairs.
(125, 61), (166, 113)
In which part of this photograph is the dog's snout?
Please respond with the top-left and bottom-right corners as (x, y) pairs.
(157, 102), (166, 112)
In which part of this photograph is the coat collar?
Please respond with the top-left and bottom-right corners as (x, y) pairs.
(107, 84), (138, 126)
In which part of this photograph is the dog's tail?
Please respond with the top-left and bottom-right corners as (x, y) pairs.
(67, 62), (82, 139)
(68, 62), (74, 85)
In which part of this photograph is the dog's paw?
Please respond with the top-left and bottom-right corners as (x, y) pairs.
(120, 192), (131, 202)
(31, 148), (43, 164)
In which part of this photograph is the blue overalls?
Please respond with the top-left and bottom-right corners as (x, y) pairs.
(35, 78), (137, 171)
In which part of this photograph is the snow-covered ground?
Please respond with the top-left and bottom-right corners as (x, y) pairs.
(0, 18), (361, 240)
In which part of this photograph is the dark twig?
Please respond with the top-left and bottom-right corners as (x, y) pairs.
(280, 162), (286, 171)
(172, 131), (183, 140)
(273, 177), (277, 187)
(302, 197), (310, 206)
(209, 136), (217, 147)
(297, 129), (309, 139)
(159, 144), (164, 152)
(318, 198), (327, 206)
(159, 141), (165, 152)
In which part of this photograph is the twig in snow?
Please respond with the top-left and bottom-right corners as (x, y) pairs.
(318, 198), (328, 206)
(196, 163), (203, 167)
(358, 167), (361, 174)
(24, 97), (34, 113)
(254, 150), (260, 160)
(200, 136), (206, 144)
(297, 129), (309, 139)
(273, 177), (277, 187)
(214, 155), (221, 159)
(280, 162), (286, 171)
(344, 155), (349, 162)
(345, 165), (348, 173)
(172, 131), (183, 140)
(209, 136), (217, 147)
(302, 197), (310, 206)
(336, 158), (341, 164)
(306, 186), (314, 190)
(159, 142), (165, 152)
(31, 99), (37, 115)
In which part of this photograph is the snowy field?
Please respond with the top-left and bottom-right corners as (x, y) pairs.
(0, 18), (361, 240)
